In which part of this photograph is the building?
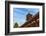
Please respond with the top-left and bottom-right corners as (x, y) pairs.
(20, 12), (39, 27)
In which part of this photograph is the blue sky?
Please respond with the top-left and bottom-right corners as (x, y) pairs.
(13, 8), (39, 26)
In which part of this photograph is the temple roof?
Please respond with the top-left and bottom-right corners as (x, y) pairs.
(20, 12), (39, 27)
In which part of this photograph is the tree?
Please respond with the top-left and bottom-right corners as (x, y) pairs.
(14, 22), (19, 28)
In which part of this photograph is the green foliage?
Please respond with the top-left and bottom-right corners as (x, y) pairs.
(14, 22), (19, 28)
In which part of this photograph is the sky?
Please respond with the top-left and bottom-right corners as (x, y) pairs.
(13, 8), (39, 26)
